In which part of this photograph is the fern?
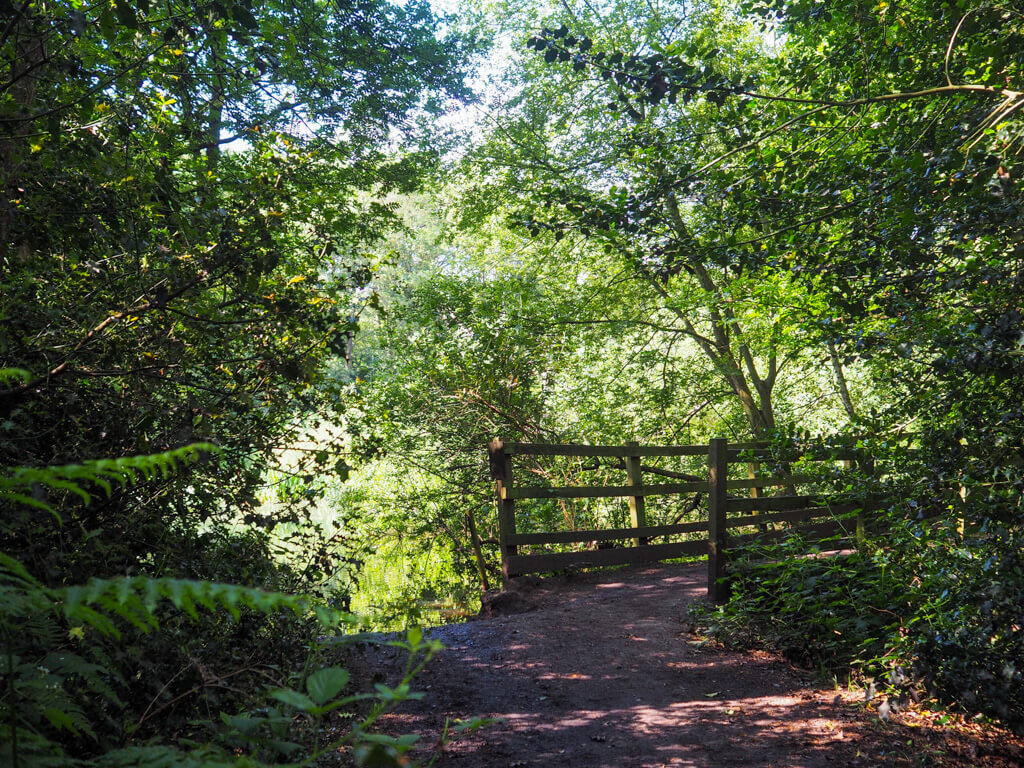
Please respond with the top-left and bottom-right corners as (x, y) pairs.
(0, 367), (440, 768)
(1, 551), (425, 768)
(60, 576), (355, 637)
(0, 443), (217, 517)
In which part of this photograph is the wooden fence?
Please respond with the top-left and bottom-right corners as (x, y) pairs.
(487, 438), (873, 601)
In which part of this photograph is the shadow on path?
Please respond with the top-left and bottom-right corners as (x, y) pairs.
(358, 563), (1018, 768)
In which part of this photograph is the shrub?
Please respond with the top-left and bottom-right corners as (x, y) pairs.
(0, 441), (450, 767)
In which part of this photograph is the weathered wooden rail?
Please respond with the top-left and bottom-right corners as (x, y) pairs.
(487, 438), (873, 601)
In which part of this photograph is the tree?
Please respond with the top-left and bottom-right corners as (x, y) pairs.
(459, 0), (861, 439)
(450, 0), (1024, 725)
(336, 197), (570, 600)
(514, 0), (1022, 444)
(515, 0), (1023, 725)
(333, 188), (845, 605)
(1, 0), (473, 583)
(0, 0), (476, 755)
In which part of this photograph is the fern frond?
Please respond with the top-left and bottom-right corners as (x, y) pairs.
(78, 643), (127, 705)
(0, 584), (52, 620)
(0, 443), (218, 514)
(42, 651), (123, 708)
(0, 491), (59, 515)
(59, 577), (355, 640)
(13, 667), (97, 740)
(42, 700), (97, 741)
(0, 551), (44, 587)
(0, 726), (74, 768)
(20, 614), (64, 650)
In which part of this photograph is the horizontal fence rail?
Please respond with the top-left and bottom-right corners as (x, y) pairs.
(498, 442), (713, 457)
(487, 437), (875, 601)
(502, 482), (709, 500)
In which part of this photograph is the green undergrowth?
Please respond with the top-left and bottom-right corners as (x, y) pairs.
(351, 538), (481, 632)
(690, 541), (909, 670)
(0, 549), (453, 767)
(0, 442), (488, 767)
(688, 525), (1024, 731)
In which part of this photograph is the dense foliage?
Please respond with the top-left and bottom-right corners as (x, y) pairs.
(333, 0), (1024, 729)
(474, 0), (1023, 728)
(1, 0), (471, 584)
(4, 0), (1024, 757)
(1, 0), (475, 764)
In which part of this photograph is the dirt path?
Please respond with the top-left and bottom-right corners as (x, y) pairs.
(357, 563), (1022, 767)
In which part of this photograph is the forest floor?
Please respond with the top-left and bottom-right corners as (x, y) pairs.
(349, 562), (1024, 767)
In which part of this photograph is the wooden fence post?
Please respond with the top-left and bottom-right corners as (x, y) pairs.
(488, 438), (517, 583)
(841, 457), (866, 544)
(748, 460), (766, 531)
(855, 452), (875, 543)
(708, 438), (729, 602)
(625, 441), (647, 546)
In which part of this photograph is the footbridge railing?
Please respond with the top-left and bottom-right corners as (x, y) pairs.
(487, 438), (875, 601)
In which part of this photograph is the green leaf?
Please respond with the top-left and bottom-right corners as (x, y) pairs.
(114, 0), (137, 29)
(358, 732), (417, 746)
(232, 1), (259, 30)
(407, 626), (422, 648)
(373, 683), (421, 703)
(0, 368), (30, 386)
(43, 707), (80, 734)
(98, 8), (117, 38)
(306, 667), (350, 704)
(353, 742), (406, 767)
(269, 688), (317, 712)
(220, 712), (264, 735)
(334, 458), (350, 481)
(267, 739), (304, 756)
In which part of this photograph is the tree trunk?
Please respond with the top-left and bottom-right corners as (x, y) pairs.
(828, 339), (857, 422)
